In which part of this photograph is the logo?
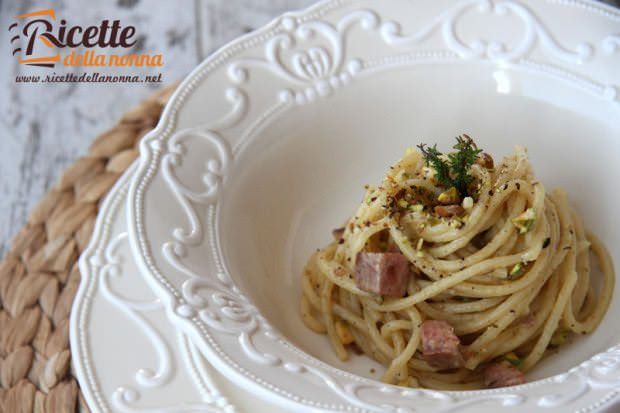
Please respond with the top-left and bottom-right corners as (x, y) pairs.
(9, 8), (162, 70)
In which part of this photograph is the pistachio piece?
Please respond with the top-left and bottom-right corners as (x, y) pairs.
(504, 352), (522, 368)
(449, 218), (464, 229)
(512, 208), (537, 234)
(509, 263), (524, 278)
(438, 186), (461, 205)
(550, 329), (570, 347)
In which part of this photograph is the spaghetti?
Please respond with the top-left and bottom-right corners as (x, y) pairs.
(300, 139), (615, 389)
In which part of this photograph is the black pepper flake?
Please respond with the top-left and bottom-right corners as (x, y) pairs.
(542, 237), (551, 249)
(370, 197), (377, 202)
(502, 183), (508, 190)
(488, 190), (494, 196)
(516, 183), (521, 190)
(338, 238), (345, 244)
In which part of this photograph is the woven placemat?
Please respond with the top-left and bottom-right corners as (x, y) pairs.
(0, 85), (176, 413)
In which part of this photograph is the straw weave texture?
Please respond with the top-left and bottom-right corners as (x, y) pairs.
(0, 85), (176, 413)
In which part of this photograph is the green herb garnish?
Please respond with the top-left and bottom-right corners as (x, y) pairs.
(417, 135), (483, 198)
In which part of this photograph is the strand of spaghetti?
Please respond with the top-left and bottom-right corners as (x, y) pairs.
(369, 226), (539, 312)
(427, 180), (535, 257)
(521, 211), (578, 370)
(569, 208), (590, 313)
(320, 278), (348, 361)
(562, 233), (614, 333)
(426, 195), (526, 268)
(362, 305), (397, 359)
(383, 311), (408, 383)
(426, 296), (505, 314)
(380, 320), (413, 338)
(467, 272), (560, 366)
(382, 309), (421, 384)
(300, 294), (326, 333)
(302, 272), (368, 332)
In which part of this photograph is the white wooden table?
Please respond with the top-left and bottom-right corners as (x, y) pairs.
(0, 0), (618, 254)
(0, 0), (315, 255)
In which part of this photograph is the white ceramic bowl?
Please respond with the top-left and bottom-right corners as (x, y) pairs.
(126, 0), (620, 411)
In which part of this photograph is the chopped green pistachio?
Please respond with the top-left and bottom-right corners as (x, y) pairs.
(438, 187), (460, 205)
(550, 329), (570, 346)
(504, 352), (522, 368)
(449, 218), (464, 229)
(410, 204), (424, 213)
(512, 208), (537, 234)
(509, 263), (524, 278)
(398, 199), (408, 208)
(416, 238), (424, 251)
(415, 250), (424, 258)
(427, 217), (441, 226)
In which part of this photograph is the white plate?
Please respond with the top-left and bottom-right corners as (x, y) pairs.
(70, 166), (288, 413)
(126, 0), (620, 411)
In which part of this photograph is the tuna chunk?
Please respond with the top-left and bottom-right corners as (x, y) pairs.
(354, 252), (410, 297)
(420, 320), (464, 370)
(484, 361), (525, 388)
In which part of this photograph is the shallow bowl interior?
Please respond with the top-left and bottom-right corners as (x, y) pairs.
(219, 63), (620, 384)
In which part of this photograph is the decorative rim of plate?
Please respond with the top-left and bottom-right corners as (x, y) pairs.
(70, 167), (236, 413)
(126, 0), (620, 411)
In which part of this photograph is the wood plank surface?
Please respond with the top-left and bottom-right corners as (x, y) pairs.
(0, 0), (314, 256)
